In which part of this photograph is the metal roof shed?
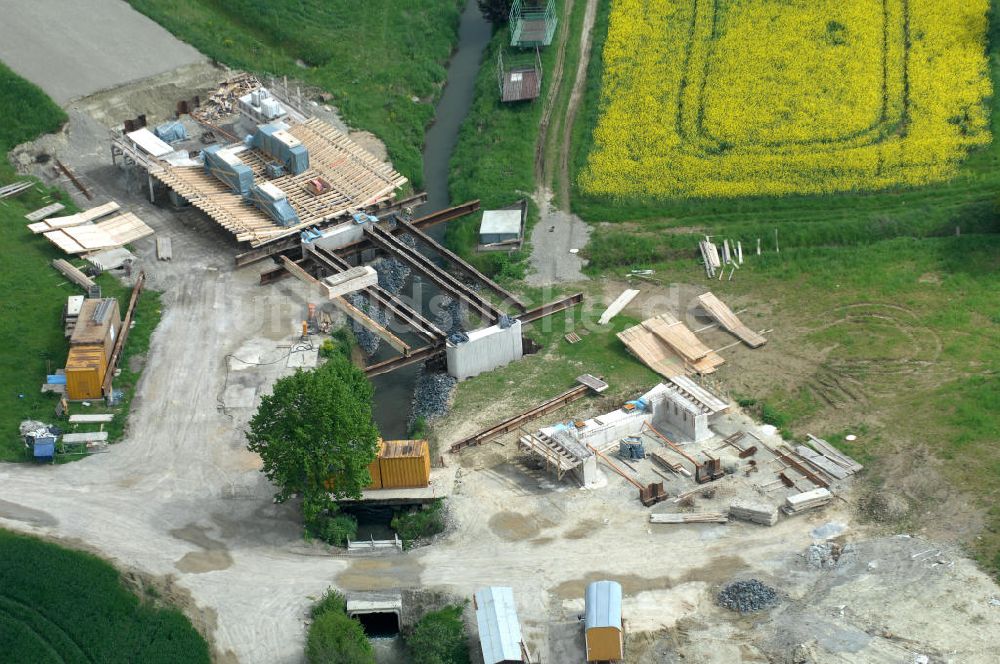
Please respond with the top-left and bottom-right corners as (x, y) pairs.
(584, 580), (623, 662)
(480, 209), (522, 245)
(474, 586), (526, 664)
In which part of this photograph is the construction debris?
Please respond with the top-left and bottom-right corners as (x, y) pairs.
(190, 72), (260, 124)
(806, 541), (856, 569)
(784, 488), (832, 514)
(717, 579), (779, 614)
(156, 236), (172, 261)
(729, 500), (779, 526)
(796, 445), (850, 480)
(650, 512), (728, 524)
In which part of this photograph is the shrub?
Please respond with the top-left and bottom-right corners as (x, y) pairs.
(311, 589), (348, 619)
(407, 605), (470, 664)
(306, 611), (374, 664)
(392, 500), (445, 549)
(309, 512), (359, 547)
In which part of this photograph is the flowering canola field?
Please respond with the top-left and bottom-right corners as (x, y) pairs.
(580, 0), (992, 199)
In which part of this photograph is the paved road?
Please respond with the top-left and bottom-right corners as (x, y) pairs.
(0, 0), (204, 105)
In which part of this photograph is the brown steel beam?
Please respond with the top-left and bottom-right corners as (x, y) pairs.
(394, 216), (527, 311)
(518, 292), (584, 323)
(364, 344), (445, 377)
(102, 272), (146, 397)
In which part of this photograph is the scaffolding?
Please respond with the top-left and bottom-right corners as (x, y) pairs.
(509, 0), (557, 48)
(496, 48), (543, 103)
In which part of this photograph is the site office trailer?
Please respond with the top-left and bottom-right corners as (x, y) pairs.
(379, 440), (431, 489)
(65, 344), (106, 400)
(65, 299), (121, 400)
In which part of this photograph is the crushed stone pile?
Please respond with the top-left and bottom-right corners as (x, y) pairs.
(435, 296), (465, 337)
(806, 542), (856, 569)
(717, 579), (779, 614)
(409, 369), (457, 428)
(347, 294), (388, 356)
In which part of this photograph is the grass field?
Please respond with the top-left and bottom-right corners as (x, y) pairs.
(579, 0), (992, 198)
(0, 63), (161, 461)
(0, 529), (210, 663)
(127, 0), (464, 188)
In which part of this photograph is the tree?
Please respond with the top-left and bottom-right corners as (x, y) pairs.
(407, 605), (470, 664)
(478, 0), (512, 24)
(247, 355), (380, 534)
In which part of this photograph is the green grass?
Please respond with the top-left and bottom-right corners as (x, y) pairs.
(127, 0), (465, 188)
(0, 64), (161, 461)
(0, 529), (211, 663)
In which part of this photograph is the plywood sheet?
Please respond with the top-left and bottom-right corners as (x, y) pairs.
(697, 292), (767, 348)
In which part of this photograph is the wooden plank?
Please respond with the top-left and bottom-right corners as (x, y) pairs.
(795, 445), (850, 480)
(156, 236), (172, 261)
(650, 512), (729, 524)
(25, 203), (65, 222)
(69, 414), (114, 424)
(806, 434), (863, 472)
(697, 292), (767, 348)
(62, 431), (109, 443)
(598, 289), (640, 325)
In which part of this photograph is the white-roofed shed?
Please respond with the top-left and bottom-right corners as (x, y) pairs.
(474, 586), (526, 664)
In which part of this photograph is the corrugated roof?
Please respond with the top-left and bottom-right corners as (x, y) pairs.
(380, 439), (427, 459)
(480, 209), (522, 236)
(475, 586), (523, 664)
(584, 580), (622, 631)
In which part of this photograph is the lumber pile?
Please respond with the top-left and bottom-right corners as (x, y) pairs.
(783, 488), (832, 515)
(643, 313), (724, 372)
(796, 445), (850, 480)
(43, 212), (153, 255)
(729, 500), (779, 526)
(52, 259), (96, 291)
(650, 512), (729, 524)
(699, 238), (721, 278)
(806, 434), (863, 473)
(697, 292), (766, 348)
(648, 448), (691, 477)
(28, 201), (119, 233)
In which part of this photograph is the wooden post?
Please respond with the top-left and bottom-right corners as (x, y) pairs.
(774, 228), (779, 253)
(757, 238), (761, 255)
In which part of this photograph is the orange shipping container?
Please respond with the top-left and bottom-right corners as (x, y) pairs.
(65, 344), (106, 400)
(379, 440), (431, 489)
(366, 440), (383, 489)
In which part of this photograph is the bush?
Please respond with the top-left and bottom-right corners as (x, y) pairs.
(308, 512), (359, 547)
(311, 589), (348, 619)
(392, 500), (445, 549)
(306, 610), (374, 664)
(407, 604), (470, 664)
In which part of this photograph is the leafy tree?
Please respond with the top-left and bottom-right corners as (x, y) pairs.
(247, 355), (380, 534)
(306, 609), (374, 664)
(478, 0), (512, 24)
(407, 605), (470, 664)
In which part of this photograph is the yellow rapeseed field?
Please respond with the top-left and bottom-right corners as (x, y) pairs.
(580, 0), (992, 199)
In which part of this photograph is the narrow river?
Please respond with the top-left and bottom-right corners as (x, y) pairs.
(369, 0), (491, 440)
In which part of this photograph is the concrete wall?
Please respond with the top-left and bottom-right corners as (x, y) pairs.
(446, 321), (523, 380)
(651, 392), (710, 442)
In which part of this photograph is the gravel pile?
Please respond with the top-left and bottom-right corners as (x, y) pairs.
(716, 579), (779, 614)
(347, 294), (388, 356)
(372, 256), (411, 295)
(806, 542), (856, 569)
(434, 296), (465, 337)
(409, 368), (457, 428)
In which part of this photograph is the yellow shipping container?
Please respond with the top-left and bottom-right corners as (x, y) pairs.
(379, 439), (430, 489)
(366, 440), (383, 489)
(65, 344), (106, 400)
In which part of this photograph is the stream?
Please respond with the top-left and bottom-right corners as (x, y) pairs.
(369, 0), (491, 440)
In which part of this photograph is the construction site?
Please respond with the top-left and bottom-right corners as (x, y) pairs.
(1, 1), (999, 664)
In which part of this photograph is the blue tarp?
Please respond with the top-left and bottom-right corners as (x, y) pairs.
(154, 121), (187, 143)
(46, 374), (67, 385)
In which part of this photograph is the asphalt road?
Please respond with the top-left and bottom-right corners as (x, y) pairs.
(0, 0), (204, 105)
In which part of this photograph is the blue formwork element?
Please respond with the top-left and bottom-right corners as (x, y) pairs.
(154, 121), (187, 143)
(253, 123), (309, 175)
(619, 438), (646, 460)
(249, 182), (300, 227)
(31, 435), (55, 462)
(202, 145), (254, 194)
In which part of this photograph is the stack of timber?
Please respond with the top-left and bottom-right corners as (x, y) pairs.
(648, 448), (691, 477)
(650, 512), (729, 524)
(795, 446), (851, 480)
(806, 434), (863, 474)
(52, 260), (96, 291)
(783, 488), (832, 515)
(28, 201), (120, 233)
(618, 313), (724, 377)
(43, 212), (153, 255)
(696, 292), (767, 348)
(0, 180), (33, 198)
(699, 238), (721, 278)
(729, 500), (779, 526)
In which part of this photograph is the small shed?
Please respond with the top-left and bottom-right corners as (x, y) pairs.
(378, 439), (431, 489)
(474, 586), (527, 664)
(584, 580), (623, 663)
(479, 203), (525, 246)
